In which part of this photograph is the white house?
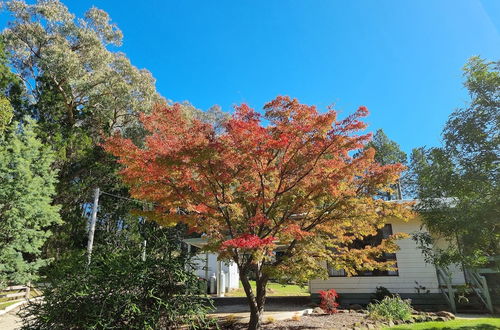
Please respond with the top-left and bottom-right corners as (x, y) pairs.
(308, 214), (467, 309)
(184, 210), (494, 312)
(184, 237), (240, 295)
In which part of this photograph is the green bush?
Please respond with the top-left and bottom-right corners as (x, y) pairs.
(367, 295), (413, 321)
(20, 225), (215, 330)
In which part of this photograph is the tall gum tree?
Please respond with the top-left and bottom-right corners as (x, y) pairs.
(104, 96), (413, 330)
(410, 57), (499, 268)
(1, 0), (161, 256)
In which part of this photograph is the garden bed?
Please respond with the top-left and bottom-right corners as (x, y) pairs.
(218, 311), (366, 329)
(217, 309), (469, 329)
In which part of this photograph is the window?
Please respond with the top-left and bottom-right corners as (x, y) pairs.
(328, 224), (398, 277)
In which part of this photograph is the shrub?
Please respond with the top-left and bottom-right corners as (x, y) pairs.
(367, 295), (413, 321)
(20, 225), (215, 330)
(319, 289), (339, 314)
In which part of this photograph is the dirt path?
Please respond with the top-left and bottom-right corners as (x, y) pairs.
(0, 310), (22, 330)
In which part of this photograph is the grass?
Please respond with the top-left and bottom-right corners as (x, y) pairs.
(384, 318), (500, 330)
(224, 280), (309, 297)
(0, 300), (20, 310)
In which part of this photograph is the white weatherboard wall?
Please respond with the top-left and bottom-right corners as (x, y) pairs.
(309, 217), (464, 294)
(433, 237), (466, 285)
(192, 253), (240, 290)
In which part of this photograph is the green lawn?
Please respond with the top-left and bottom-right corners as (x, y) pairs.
(385, 318), (500, 330)
(0, 300), (20, 310)
(224, 281), (309, 297)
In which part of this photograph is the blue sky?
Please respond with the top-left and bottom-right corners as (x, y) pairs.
(2, 1), (499, 155)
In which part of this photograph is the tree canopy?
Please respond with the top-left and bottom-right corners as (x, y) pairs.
(411, 56), (499, 268)
(105, 96), (412, 329)
(0, 118), (61, 286)
(364, 129), (407, 200)
(0, 0), (165, 258)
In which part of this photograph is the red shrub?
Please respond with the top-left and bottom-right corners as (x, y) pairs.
(319, 289), (339, 314)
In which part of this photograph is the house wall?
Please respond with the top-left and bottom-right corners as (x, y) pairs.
(309, 217), (464, 297)
(432, 237), (466, 285)
(192, 253), (240, 290)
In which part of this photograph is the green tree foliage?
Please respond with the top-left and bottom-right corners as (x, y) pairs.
(365, 129), (407, 200)
(1, 1), (228, 260)
(0, 36), (23, 105)
(0, 117), (61, 286)
(0, 0), (164, 258)
(411, 57), (499, 268)
(0, 96), (13, 131)
(367, 129), (407, 166)
(20, 224), (215, 330)
(0, 36), (24, 127)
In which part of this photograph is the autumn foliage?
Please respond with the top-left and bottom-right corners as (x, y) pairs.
(104, 96), (412, 329)
(319, 289), (340, 314)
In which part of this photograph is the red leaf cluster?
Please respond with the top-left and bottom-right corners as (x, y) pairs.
(221, 234), (276, 250)
(319, 289), (340, 314)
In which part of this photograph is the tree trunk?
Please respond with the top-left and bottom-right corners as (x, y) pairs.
(240, 271), (268, 330)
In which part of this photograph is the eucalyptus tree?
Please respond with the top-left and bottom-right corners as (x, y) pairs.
(0, 36), (24, 125)
(1, 0), (161, 256)
(412, 57), (499, 268)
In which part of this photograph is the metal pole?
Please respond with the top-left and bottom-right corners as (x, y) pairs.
(205, 252), (209, 281)
(87, 187), (100, 266)
(141, 240), (147, 261)
(216, 260), (221, 297)
(141, 203), (149, 261)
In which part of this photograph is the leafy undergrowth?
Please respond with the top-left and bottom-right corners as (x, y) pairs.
(224, 281), (309, 297)
(385, 318), (500, 329)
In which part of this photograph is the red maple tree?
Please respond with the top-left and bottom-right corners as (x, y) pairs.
(104, 96), (412, 329)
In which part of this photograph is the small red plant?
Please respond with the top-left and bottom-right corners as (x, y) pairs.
(319, 289), (339, 314)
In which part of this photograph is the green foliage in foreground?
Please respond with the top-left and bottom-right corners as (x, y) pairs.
(20, 225), (216, 330)
(368, 296), (413, 321)
(385, 318), (500, 329)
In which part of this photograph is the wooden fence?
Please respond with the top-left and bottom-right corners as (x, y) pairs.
(0, 284), (31, 303)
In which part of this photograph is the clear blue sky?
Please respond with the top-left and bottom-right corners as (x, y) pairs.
(2, 1), (500, 155)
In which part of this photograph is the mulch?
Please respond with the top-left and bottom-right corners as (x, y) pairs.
(219, 312), (367, 329)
